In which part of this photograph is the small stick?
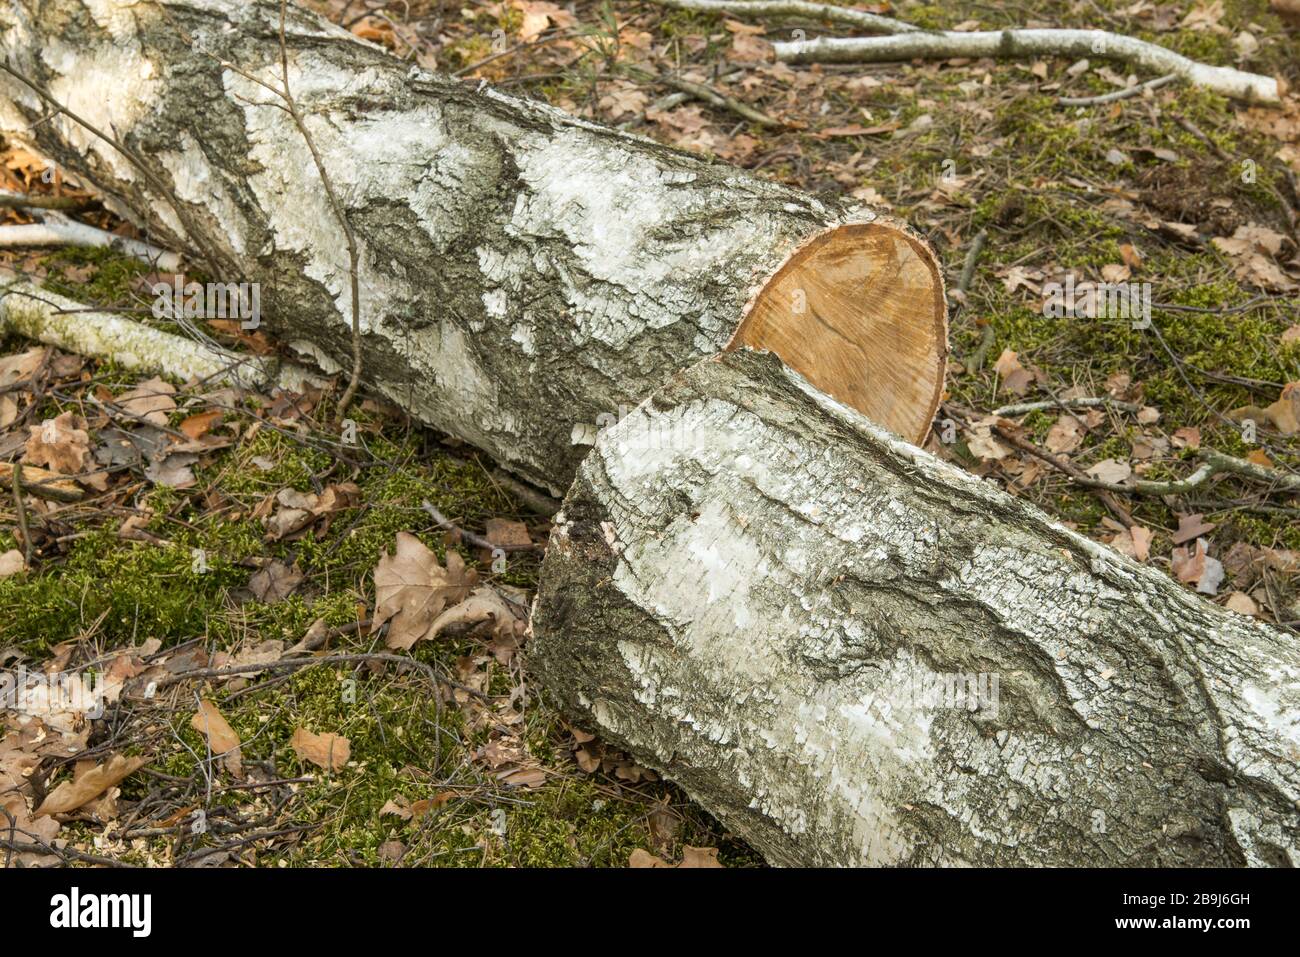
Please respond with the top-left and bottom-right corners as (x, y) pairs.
(0, 221), (180, 270)
(0, 193), (93, 211)
(623, 65), (782, 128)
(992, 396), (1142, 417)
(1058, 73), (1176, 106)
(421, 499), (542, 552)
(490, 468), (560, 516)
(951, 228), (988, 314)
(12, 461), (33, 565)
(151, 651), (498, 701)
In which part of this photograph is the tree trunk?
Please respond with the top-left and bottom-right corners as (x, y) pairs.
(0, 0), (946, 494)
(531, 349), (1300, 867)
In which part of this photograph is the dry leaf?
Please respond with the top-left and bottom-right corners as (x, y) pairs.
(678, 845), (724, 868)
(1045, 414), (1084, 454)
(1171, 538), (1225, 595)
(485, 518), (531, 549)
(24, 412), (91, 475)
(249, 560), (303, 603)
(428, 587), (521, 643)
(629, 848), (671, 868)
(1224, 591), (1259, 616)
(1085, 458), (1132, 485)
(511, 0), (576, 42)
(290, 728), (350, 771)
(1130, 525), (1153, 562)
(498, 766), (546, 788)
(992, 349), (1033, 395)
(1263, 382), (1300, 435)
(179, 409), (222, 439)
(36, 753), (149, 816)
(629, 845), (722, 868)
(190, 699), (242, 776)
(964, 416), (1011, 461)
(1111, 525), (1153, 562)
(371, 532), (475, 650)
(1173, 513), (1217, 545)
(0, 348), (43, 387)
(113, 377), (176, 426)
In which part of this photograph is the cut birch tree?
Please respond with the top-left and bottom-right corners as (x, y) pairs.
(0, 0), (946, 494)
(531, 349), (1300, 867)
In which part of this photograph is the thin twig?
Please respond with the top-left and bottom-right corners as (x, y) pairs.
(992, 396), (1142, 417)
(645, 0), (919, 34)
(624, 65), (783, 128)
(275, 1), (364, 422)
(11, 461), (33, 566)
(1059, 73), (1176, 106)
(152, 652), (498, 701)
(0, 192), (92, 211)
(421, 499), (542, 552)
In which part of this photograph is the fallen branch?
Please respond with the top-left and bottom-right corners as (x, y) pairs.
(634, 67), (783, 128)
(974, 411), (1300, 496)
(0, 191), (92, 211)
(772, 30), (1281, 103)
(0, 461), (81, 502)
(489, 468), (561, 516)
(0, 275), (321, 393)
(0, 221), (180, 270)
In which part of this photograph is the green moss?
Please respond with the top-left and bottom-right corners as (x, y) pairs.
(38, 246), (151, 306)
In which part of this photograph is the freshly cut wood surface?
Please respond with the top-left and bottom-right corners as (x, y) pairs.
(734, 221), (946, 444)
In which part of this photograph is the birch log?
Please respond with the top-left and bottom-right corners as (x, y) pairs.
(0, 0), (946, 494)
(531, 349), (1300, 867)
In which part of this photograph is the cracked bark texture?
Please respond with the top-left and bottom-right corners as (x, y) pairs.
(532, 349), (1300, 867)
(0, 0), (941, 494)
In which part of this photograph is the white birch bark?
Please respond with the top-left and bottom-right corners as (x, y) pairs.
(773, 30), (1280, 104)
(0, 0), (939, 494)
(531, 349), (1300, 867)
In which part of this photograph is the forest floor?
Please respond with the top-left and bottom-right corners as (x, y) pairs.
(2, 0), (1299, 867)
